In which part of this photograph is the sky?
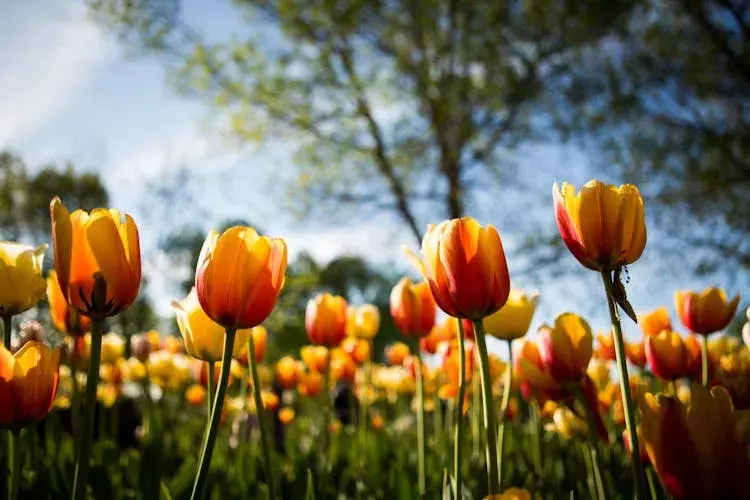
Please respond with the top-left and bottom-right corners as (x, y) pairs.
(0, 0), (743, 352)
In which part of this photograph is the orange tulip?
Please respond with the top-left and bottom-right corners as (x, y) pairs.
(0, 342), (60, 430)
(305, 293), (348, 346)
(275, 356), (302, 390)
(645, 331), (687, 381)
(421, 217), (510, 319)
(553, 180), (646, 271)
(625, 341), (647, 369)
(537, 313), (593, 383)
(185, 384), (207, 407)
(514, 340), (562, 401)
(385, 342), (410, 366)
(298, 370), (323, 398)
(50, 197), (141, 318)
(236, 326), (268, 366)
(163, 336), (184, 354)
(195, 226), (287, 329)
(683, 334), (705, 381)
(594, 332), (616, 361)
(342, 337), (370, 365)
(330, 348), (356, 382)
(639, 307), (672, 337)
(279, 407), (295, 425)
(675, 287), (740, 335)
(300, 345), (330, 373)
(46, 270), (91, 337)
(389, 277), (437, 337)
(638, 384), (749, 499)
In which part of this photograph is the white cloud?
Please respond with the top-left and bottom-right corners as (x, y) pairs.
(0, 1), (110, 148)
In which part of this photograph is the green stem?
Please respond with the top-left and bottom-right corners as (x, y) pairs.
(416, 349), (426, 497)
(206, 361), (215, 418)
(3, 316), (11, 351)
(575, 387), (606, 500)
(248, 337), (276, 500)
(581, 442), (599, 500)
(7, 430), (20, 500)
(600, 270), (647, 499)
(700, 335), (709, 388)
(472, 320), (499, 495)
(471, 373), (480, 459)
(434, 391), (444, 468)
(453, 318), (467, 500)
(190, 328), (237, 500)
(530, 401), (542, 477)
(496, 339), (513, 485)
(72, 318), (104, 500)
(646, 467), (659, 500)
(322, 350), (332, 454)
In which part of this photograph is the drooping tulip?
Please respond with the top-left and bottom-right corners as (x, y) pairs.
(305, 293), (348, 347)
(171, 288), (252, 363)
(482, 289), (538, 341)
(421, 217), (510, 319)
(390, 277), (437, 337)
(195, 226), (287, 330)
(0, 342), (60, 430)
(553, 180), (646, 271)
(50, 197), (141, 318)
(675, 287), (740, 336)
(0, 242), (47, 318)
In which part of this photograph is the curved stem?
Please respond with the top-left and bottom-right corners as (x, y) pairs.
(600, 270), (647, 499)
(248, 337), (276, 499)
(472, 320), (499, 495)
(8, 430), (20, 500)
(700, 335), (710, 388)
(2, 316), (11, 350)
(453, 318), (467, 500)
(416, 348), (426, 497)
(190, 328), (237, 500)
(496, 339), (513, 486)
(71, 318), (103, 500)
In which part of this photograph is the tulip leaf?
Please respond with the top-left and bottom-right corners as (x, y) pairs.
(613, 269), (639, 323)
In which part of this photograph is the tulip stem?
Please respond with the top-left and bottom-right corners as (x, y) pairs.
(576, 388), (607, 500)
(415, 348), (426, 497)
(530, 401), (543, 477)
(496, 339), (513, 486)
(7, 429), (20, 500)
(700, 335), (709, 388)
(247, 338), (276, 500)
(206, 361), (215, 418)
(322, 350), (332, 454)
(2, 316), (11, 350)
(72, 318), (103, 500)
(472, 320), (500, 495)
(453, 318), (467, 500)
(600, 270), (647, 499)
(190, 328), (237, 500)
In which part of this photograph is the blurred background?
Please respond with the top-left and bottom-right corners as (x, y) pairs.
(1, 0), (747, 358)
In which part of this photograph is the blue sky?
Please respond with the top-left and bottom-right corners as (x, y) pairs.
(1, 0), (743, 350)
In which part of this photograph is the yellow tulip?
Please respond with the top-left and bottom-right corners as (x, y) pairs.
(639, 307), (672, 337)
(547, 406), (589, 441)
(675, 287), (740, 335)
(537, 313), (593, 382)
(483, 488), (532, 500)
(553, 180), (646, 271)
(483, 289), (538, 341)
(350, 304), (380, 339)
(49, 197), (141, 318)
(171, 288), (252, 362)
(0, 242), (47, 317)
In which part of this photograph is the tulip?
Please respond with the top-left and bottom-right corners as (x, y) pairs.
(639, 307), (672, 337)
(742, 307), (750, 348)
(0, 341), (60, 500)
(675, 287), (740, 336)
(186, 384), (207, 407)
(192, 226), (286, 500)
(301, 345), (330, 373)
(554, 180), (649, 495)
(638, 384), (750, 499)
(305, 293), (348, 347)
(594, 332), (616, 361)
(515, 340), (564, 402)
(538, 313), (593, 383)
(341, 337), (370, 365)
(484, 488), (532, 500)
(129, 333), (153, 363)
(275, 356), (302, 390)
(389, 277), (437, 338)
(47, 270), (91, 338)
(330, 347), (356, 383)
(348, 304), (380, 339)
(195, 227), (287, 330)
(0, 242), (47, 324)
(163, 336), (184, 354)
(421, 217), (510, 320)
(385, 342), (410, 366)
(625, 341), (647, 369)
(0, 342), (60, 430)
(279, 407), (295, 425)
(645, 330), (687, 381)
(298, 370), (323, 398)
(171, 288), (252, 363)
(482, 289), (538, 341)
(553, 180), (646, 271)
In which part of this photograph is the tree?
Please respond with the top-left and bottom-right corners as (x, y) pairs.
(557, 0), (750, 272)
(88, 0), (635, 243)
